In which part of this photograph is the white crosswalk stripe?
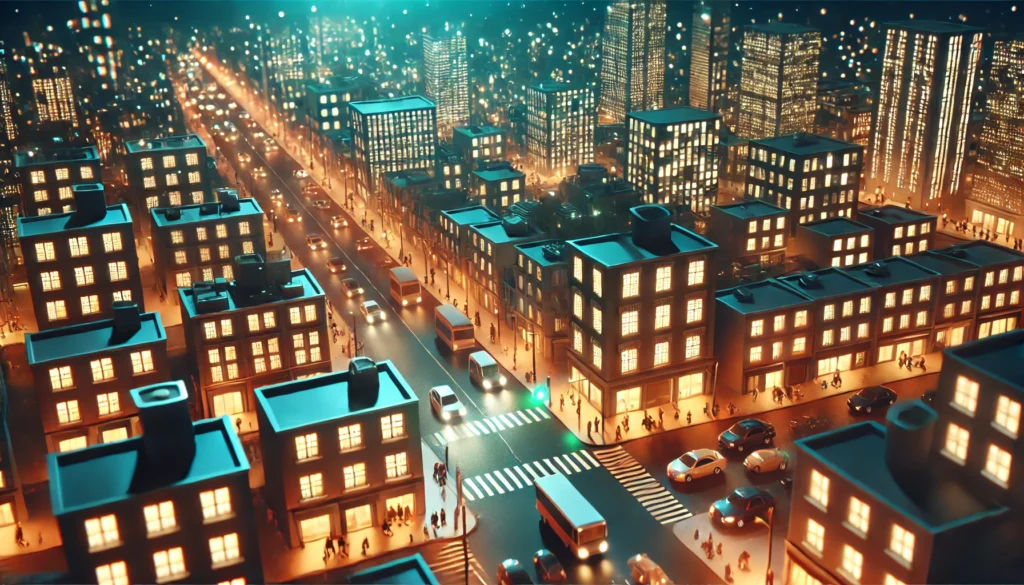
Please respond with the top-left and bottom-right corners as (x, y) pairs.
(461, 450), (600, 502)
(593, 446), (692, 525)
(427, 406), (556, 447)
(428, 541), (488, 585)
(504, 468), (523, 489)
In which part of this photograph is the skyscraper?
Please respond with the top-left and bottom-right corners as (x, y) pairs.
(527, 83), (596, 176)
(867, 22), (982, 213)
(966, 37), (1024, 238)
(0, 41), (16, 151)
(349, 96), (438, 196)
(66, 0), (121, 102)
(598, 0), (666, 125)
(29, 44), (80, 130)
(689, 1), (734, 129)
(265, 27), (309, 122)
(738, 24), (821, 140)
(422, 30), (469, 137)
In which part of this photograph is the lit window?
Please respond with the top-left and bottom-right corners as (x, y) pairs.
(97, 392), (120, 416)
(685, 334), (701, 359)
(74, 266), (95, 286)
(143, 176), (157, 189)
(170, 230), (184, 244)
(795, 310), (808, 327)
(994, 396), (1021, 437)
(153, 547), (186, 581)
(919, 285), (931, 302)
(381, 413), (405, 440)
(338, 423), (363, 451)
(295, 433), (319, 460)
(386, 452), (409, 479)
(95, 561), (128, 585)
(808, 469), (830, 508)
(143, 501), (177, 535)
(686, 298), (703, 323)
(592, 269), (603, 297)
(186, 152), (199, 166)
(942, 422), (970, 463)
(573, 326), (583, 352)
(688, 260), (705, 285)
(108, 261), (129, 282)
(750, 319), (764, 337)
(953, 375), (979, 415)
(300, 473), (324, 499)
(884, 575), (905, 585)
(654, 304), (671, 329)
(592, 342), (603, 368)
(655, 265), (672, 292)
(166, 173), (179, 186)
(289, 307), (301, 325)
(749, 346), (762, 363)
(90, 357), (115, 382)
(209, 532), (242, 567)
(85, 514), (120, 550)
(46, 300), (67, 321)
(49, 365), (74, 390)
(823, 304), (835, 321)
(889, 524), (915, 565)
(69, 236), (90, 257)
(162, 155), (176, 169)
(81, 165), (95, 180)
(102, 232), (123, 252)
(793, 337), (806, 354)
(188, 171), (201, 184)
(841, 545), (864, 581)
(847, 497), (870, 535)
(805, 519), (825, 553)
(573, 257), (582, 281)
(884, 292), (896, 308)
(621, 310), (639, 335)
(30, 170), (45, 184)
(196, 226), (208, 241)
(622, 271), (639, 298)
(572, 292), (583, 319)
(620, 348), (638, 373)
(199, 487), (232, 520)
(341, 463), (368, 489)
(915, 310), (928, 327)
(140, 157), (154, 171)
(654, 341), (670, 366)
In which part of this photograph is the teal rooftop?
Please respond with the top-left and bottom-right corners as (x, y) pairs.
(800, 217), (873, 237)
(179, 268), (324, 318)
(441, 205), (500, 227)
(350, 96), (435, 116)
(151, 197), (263, 228)
(517, 240), (567, 268)
(718, 279), (812, 315)
(26, 312), (165, 365)
(569, 225), (717, 268)
(17, 203), (132, 239)
(13, 145), (99, 168)
(842, 256), (939, 287)
(348, 554), (440, 585)
(753, 132), (858, 156)
(125, 134), (205, 154)
(628, 107), (720, 126)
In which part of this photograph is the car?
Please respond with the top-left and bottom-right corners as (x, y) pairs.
(237, 153), (251, 164)
(359, 300), (386, 324)
(252, 166), (267, 178)
(497, 559), (534, 585)
(331, 215), (349, 228)
(379, 256), (396, 268)
(305, 234), (327, 250)
(848, 385), (897, 414)
(294, 169), (309, 178)
(667, 448), (726, 483)
(216, 92), (226, 100)
(710, 487), (775, 529)
(239, 111), (250, 119)
(264, 141), (279, 153)
(269, 189), (284, 206)
(356, 237), (373, 251)
(228, 102), (238, 109)
(429, 385), (467, 422)
(327, 257), (348, 273)
(341, 278), (364, 298)
(718, 419), (776, 452)
(532, 549), (566, 583)
(628, 554), (670, 585)
(285, 207), (302, 223)
(253, 131), (265, 139)
(743, 448), (789, 474)
(312, 199), (331, 209)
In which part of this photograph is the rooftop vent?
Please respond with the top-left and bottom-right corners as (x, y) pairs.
(68, 183), (107, 227)
(541, 242), (566, 262)
(502, 215), (531, 237)
(217, 189), (241, 213)
(865, 261), (890, 277)
(130, 381), (196, 487)
(111, 301), (142, 343)
(734, 287), (755, 303)
(348, 357), (380, 411)
(163, 208), (182, 221)
(797, 274), (822, 289)
(792, 132), (820, 147)
(630, 204), (673, 253)
(886, 401), (938, 501)
(235, 254), (266, 293)
(199, 202), (219, 215)
(946, 248), (968, 259)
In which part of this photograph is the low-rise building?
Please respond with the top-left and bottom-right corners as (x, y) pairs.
(857, 205), (937, 259)
(512, 240), (569, 363)
(13, 145), (100, 217)
(939, 240), (1024, 340)
(125, 134), (212, 212)
(791, 217), (874, 270)
(50, 380), (262, 585)
(453, 125), (505, 167)
(909, 249), (980, 349)
(708, 199), (788, 279)
(437, 206), (500, 293)
(561, 165), (642, 236)
(470, 161), (527, 211)
(436, 143), (468, 191)
(468, 216), (545, 316)
(256, 358), (423, 548)
(306, 77), (368, 133)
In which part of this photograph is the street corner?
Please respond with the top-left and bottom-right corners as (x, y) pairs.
(672, 513), (770, 585)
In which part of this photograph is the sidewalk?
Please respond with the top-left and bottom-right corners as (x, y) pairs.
(673, 512), (777, 585)
(0, 483), (63, 560)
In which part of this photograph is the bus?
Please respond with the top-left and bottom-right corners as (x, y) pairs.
(435, 304), (475, 352)
(389, 267), (422, 307)
(534, 473), (608, 560)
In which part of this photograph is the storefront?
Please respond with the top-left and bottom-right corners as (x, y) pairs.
(813, 342), (872, 378)
(935, 319), (972, 349)
(567, 359), (710, 417)
(977, 312), (1020, 340)
(876, 333), (930, 363)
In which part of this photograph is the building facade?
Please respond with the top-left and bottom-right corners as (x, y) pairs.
(512, 240), (569, 362)
(422, 31), (469, 136)
(452, 125), (504, 168)
(526, 83), (596, 177)
(791, 217), (874, 270)
(708, 199), (788, 278)
(438, 206), (501, 294)
(13, 146), (101, 217)
(909, 249), (980, 350)
(598, 0), (666, 124)
(468, 217), (544, 315)
(350, 97), (438, 196)
(857, 205), (937, 259)
(940, 240), (1024, 341)
(738, 24), (821, 140)
(125, 135), (212, 212)
(817, 82), (873, 158)
(689, 1), (735, 129)
(471, 162), (526, 212)
(305, 78), (367, 134)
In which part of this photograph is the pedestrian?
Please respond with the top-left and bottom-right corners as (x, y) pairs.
(362, 536), (370, 555)
(404, 505), (412, 526)
(587, 420), (592, 436)
(325, 535), (335, 558)
(717, 542), (723, 556)
(725, 563), (733, 583)
(615, 425), (622, 441)
(463, 302), (469, 315)
(433, 462), (440, 483)
(14, 522), (27, 547)
(906, 358), (913, 372)
(440, 508), (447, 527)
(751, 387), (759, 402)
(381, 520), (391, 536)
(694, 528), (700, 541)
(338, 533), (347, 557)
(919, 356), (927, 371)
(820, 379), (828, 391)
(235, 417), (242, 433)
(559, 393), (565, 411)
(431, 511), (439, 529)
(423, 524), (430, 540)
(594, 416), (600, 434)
(703, 402), (710, 417)
(738, 550), (750, 571)
(767, 569), (775, 585)
(388, 506), (397, 524)
(686, 410), (692, 424)
(658, 407), (664, 427)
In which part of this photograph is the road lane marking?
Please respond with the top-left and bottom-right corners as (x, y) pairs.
(543, 458), (561, 475)
(494, 470), (514, 492)
(514, 466), (532, 485)
(483, 419), (499, 433)
(460, 451), (600, 501)
(484, 473), (505, 494)
(526, 409), (542, 422)
(564, 456), (581, 473)
(503, 468), (522, 489)
(470, 477), (493, 497)
(552, 457), (572, 475)
(464, 478), (484, 499)
(593, 446), (692, 527)
(571, 452), (591, 470)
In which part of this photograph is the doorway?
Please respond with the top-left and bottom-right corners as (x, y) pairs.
(345, 504), (373, 532)
(299, 514), (331, 543)
(213, 391), (244, 417)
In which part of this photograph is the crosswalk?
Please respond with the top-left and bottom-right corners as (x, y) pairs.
(429, 407), (552, 447)
(461, 450), (600, 502)
(427, 541), (488, 585)
(592, 446), (693, 525)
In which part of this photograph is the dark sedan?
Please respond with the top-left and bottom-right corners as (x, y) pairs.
(497, 559), (534, 585)
(710, 486), (775, 529)
(533, 549), (566, 583)
(848, 385), (897, 414)
(718, 419), (775, 452)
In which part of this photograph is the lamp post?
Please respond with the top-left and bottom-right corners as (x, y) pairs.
(752, 506), (776, 585)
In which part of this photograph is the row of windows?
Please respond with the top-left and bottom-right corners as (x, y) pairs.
(34, 233), (125, 262)
(299, 451), (411, 499)
(205, 332), (323, 382)
(201, 304), (319, 340)
(572, 327), (703, 372)
(138, 152), (201, 171)
(750, 311), (810, 337)
(48, 351), (155, 391)
(168, 222), (252, 245)
(892, 222), (931, 240)
(573, 296), (706, 335)
(571, 258), (707, 297)
(174, 242), (255, 265)
(880, 311), (930, 333)
(29, 165), (95, 184)
(44, 290), (135, 321)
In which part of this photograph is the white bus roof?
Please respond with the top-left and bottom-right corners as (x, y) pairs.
(390, 266), (419, 283)
(435, 304), (473, 327)
(535, 473), (605, 528)
(469, 351), (496, 367)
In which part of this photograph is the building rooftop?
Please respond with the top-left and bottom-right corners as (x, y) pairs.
(859, 205), (937, 225)
(842, 256), (938, 288)
(778, 267), (875, 300)
(307, 77), (365, 94)
(26, 312), (165, 365)
(940, 240), (1024, 268)
(945, 329), (1024, 391)
(17, 203), (132, 238)
(151, 197), (263, 228)
(256, 360), (417, 433)
(798, 422), (1006, 532)
(747, 23), (818, 35)
(49, 414), (248, 516)
(454, 125), (502, 139)
(713, 199), (787, 220)
(348, 554), (440, 585)
(627, 107), (720, 126)
(125, 134), (205, 154)
(385, 169), (435, 189)
(718, 279), (812, 315)
(886, 20), (982, 35)
(350, 96), (435, 116)
(441, 205), (501, 227)
(473, 165), (525, 183)
(570, 225), (717, 268)
(516, 240), (567, 268)
(799, 217), (873, 237)
(472, 220), (541, 246)
(753, 132), (858, 156)
(179, 268), (324, 319)
(530, 81), (579, 94)
(13, 145), (99, 168)
(908, 250), (978, 276)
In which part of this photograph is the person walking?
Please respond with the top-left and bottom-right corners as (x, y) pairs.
(751, 387), (759, 402)
(361, 536), (370, 555)
(404, 505), (412, 526)
(324, 535), (336, 558)
(338, 533), (348, 557)
(738, 550), (750, 571)
(440, 508), (447, 527)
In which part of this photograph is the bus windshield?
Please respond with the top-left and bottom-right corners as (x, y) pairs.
(481, 364), (499, 378)
(579, 524), (607, 545)
(401, 282), (420, 295)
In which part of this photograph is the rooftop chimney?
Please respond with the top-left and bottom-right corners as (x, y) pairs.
(217, 189), (241, 213)
(68, 183), (106, 227)
(130, 381), (196, 486)
(111, 301), (142, 343)
(792, 132), (820, 147)
(630, 205), (673, 253)
(348, 357), (380, 411)
(885, 401), (937, 501)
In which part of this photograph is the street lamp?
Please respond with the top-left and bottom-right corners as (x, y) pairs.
(752, 507), (776, 585)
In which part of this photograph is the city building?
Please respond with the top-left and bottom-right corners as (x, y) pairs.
(708, 199), (788, 278)
(437, 205), (501, 293)
(745, 133), (863, 234)
(67, 0), (121, 101)
(908, 248), (980, 349)
(714, 279), (814, 394)
(718, 128), (749, 197)
(567, 205), (718, 417)
(452, 125), (504, 168)
(857, 205), (937, 259)
(598, 0), (666, 124)
(178, 254), (330, 425)
(867, 22), (983, 214)
(471, 162), (527, 211)
(468, 216), (545, 315)
(512, 240), (569, 362)
(50, 380), (263, 585)
(125, 135), (213, 212)
(18, 186), (143, 331)
(791, 217), (874, 270)
(383, 169), (437, 227)
(31, 59), (80, 129)
(689, 1), (736, 130)
(349, 554), (440, 585)
(564, 174), (643, 237)
(13, 146), (101, 217)
(305, 78), (368, 134)
(256, 358), (424, 548)
(436, 143), (467, 192)
(0, 40), (17, 156)
(350, 96), (438, 196)
(778, 268), (878, 378)
(939, 240), (1024, 340)
(966, 38), (1024, 238)
(817, 82), (873, 158)
(150, 190), (266, 296)
(25, 304), (167, 453)
(0, 376), (26, 532)
(841, 256), (939, 364)
(625, 107), (721, 214)
(265, 26), (309, 122)
(422, 31), (469, 136)
(526, 82), (596, 177)
(737, 24), (821, 140)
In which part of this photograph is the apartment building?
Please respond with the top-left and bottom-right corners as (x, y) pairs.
(306, 78), (367, 133)
(13, 146), (100, 216)
(791, 217), (874, 270)
(471, 162), (526, 211)
(452, 125), (504, 167)
(19, 186), (143, 331)
(125, 134), (212, 212)
(468, 217), (545, 315)
(738, 24), (821, 140)
(940, 240), (1024, 340)
(256, 358), (423, 548)
(436, 144), (467, 191)
(51, 380), (262, 585)
(350, 96), (438, 196)
(437, 206), (500, 292)
(512, 240), (569, 362)
(526, 82), (596, 177)
(708, 199), (788, 277)
(0, 388), (26, 532)
(567, 205), (718, 416)
(909, 249), (980, 350)
(857, 205), (937, 259)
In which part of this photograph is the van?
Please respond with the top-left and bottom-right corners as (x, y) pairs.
(469, 351), (506, 390)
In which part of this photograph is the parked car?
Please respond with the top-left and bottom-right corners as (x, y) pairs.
(718, 419), (776, 452)
(356, 237), (373, 251)
(341, 278), (364, 298)
(285, 206), (302, 223)
(667, 449), (726, 483)
(710, 487), (775, 528)
(848, 385), (897, 414)
(306, 234), (327, 250)
(628, 554), (670, 585)
(359, 300), (386, 324)
(429, 385), (467, 422)
(312, 199), (331, 209)
(743, 448), (789, 474)
(533, 549), (566, 583)
(327, 257), (347, 273)
(497, 559), (534, 585)
(294, 169), (308, 178)
(331, 215), (349, 228)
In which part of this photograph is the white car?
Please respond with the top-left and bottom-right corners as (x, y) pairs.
(429, 385), (467, 422)
(294, 169), (309, 178)
(305, 234), (327, 250)
(360, 300), (386, 324)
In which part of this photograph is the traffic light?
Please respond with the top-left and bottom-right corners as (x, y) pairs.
(531, 376), (551, 405)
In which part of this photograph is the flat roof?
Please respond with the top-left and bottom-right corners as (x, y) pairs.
(718, 279), (812, 315)
(569, 225), (717, 268)
(777, 267), (874, 300)
(256, 360), (417, 433)
(752, 133), (857, 156)
(530, 81), (583, 94)
(385, 169), (435, 189)
(940, 240), (1024, 268)
(473, 166), (524, 182)
(946, 329), (1024, 391)
(908, 250), (978, 276)
(348, 554), (440, 585)
(350, 96), (435, 116)
(179, 269), (324, 319)
(307, 79), (364, 94)
(859, 205), (936, 225)
(800, 217), (872, 237)
(886, 20), (982, 35)
(125, 134), (205, 154)
(842, 256), (938, 287)
(454, 125), (502, 138)
(713, 199), (786, 220)
(49, 415), (248, 515)
(26, 312), (165, 364)
(472, 220), (540, 246)
(798, 422), (1006, 531)
(516, 240), (566, 268)
(17, 203), (132, 238)
(13, 146), (99, 168)
(628, 107), (719, 126)
(151, 198), (263, 228)
(747, 23), (818, 35)
(441, 205), (501, 227)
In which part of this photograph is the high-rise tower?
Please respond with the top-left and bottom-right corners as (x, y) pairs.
(598, 0), (666, 124)
(422, 30), (469, 137)
(689, 1), (735, 129)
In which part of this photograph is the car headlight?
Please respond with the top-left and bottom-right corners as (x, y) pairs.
(853, 405), (861, 410)
(710, 505), (716, 515)
(499, 375), (507, 385)
(367, 316), (374, 323)
(483, 380), (492, 390)
(416, 296), (422, 302)
(577, 547), (589, 560)
(598, 541), (608, 553)
(380, 313), (386, 321)
(442, 411), (451, 421)
(402, 300), (409, 306)
(459, 407), (467, 416)
(723, 517), (736, 524)
(358, 289), (364, 294)
(729, 442), (735, 448)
